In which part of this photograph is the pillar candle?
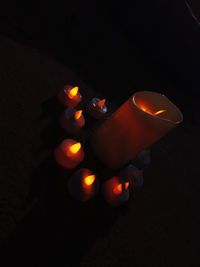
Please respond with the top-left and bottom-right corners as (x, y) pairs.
(91, 91), (183, 169)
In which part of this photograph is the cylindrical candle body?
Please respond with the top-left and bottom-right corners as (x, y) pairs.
(91, 91), (183, 169)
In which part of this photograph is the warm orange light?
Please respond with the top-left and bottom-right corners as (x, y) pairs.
(97, 99), (106, 109)
(113, 183), (123, 195)
(154, 109), (166, 116)
(125, 181), (129, 190)
(140, 106), (166, 117)
(74, 110), (83, 120)
(140, 105), (148, 113)
(69, 142), (81, 154)
(84, 175), (96, 186)
(68, 86), (79, 99)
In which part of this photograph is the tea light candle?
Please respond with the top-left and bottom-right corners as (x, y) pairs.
(58, 85), (82, 108)
(87, 98), (107, 119)
(92, 91), (183, 169)
(54, 139), (84, 169)
(60, 108), (85, 134)
(102, 176), (130, 206)
(68, 168), (99, 202)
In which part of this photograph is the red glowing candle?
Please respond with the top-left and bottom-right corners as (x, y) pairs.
(92, 91), (183, 169)
(102, 176), (130, 206)
(60, 108), (85, 134)
(58, 85), (82, 108)
(87, 98), (108, 119)
(54, 139), (84, 169)
(68, 168), (99, 201)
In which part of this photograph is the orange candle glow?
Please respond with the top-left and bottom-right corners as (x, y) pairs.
(92, 91), (183, 169)
(58, 85), (82, 108)
(68, 168), (99, 201)
(54, 139), (84, 169)
(86, 97), (108, 119)
(102, 176), (130, 206)
(60, 108), (85, 134)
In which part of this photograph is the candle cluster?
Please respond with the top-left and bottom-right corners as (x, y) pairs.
(54, 85), (183, 206)
(55, 84), (110, 202)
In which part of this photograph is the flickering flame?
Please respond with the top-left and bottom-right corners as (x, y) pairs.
(74, 110), (83, 120)
(84, 175), (96, 186)
(97, 99), (106, 109)
(125, 181), (129, 190)
(140, 105), (166, 117)
(154, 109), (166, 116)
(69, 142), (81, 154)
(113, 183), (123, 195)
(68, 86), (79, 99)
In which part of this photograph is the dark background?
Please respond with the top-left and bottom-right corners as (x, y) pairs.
(0, 1), (200, 266)
(1, 0), (200, 102)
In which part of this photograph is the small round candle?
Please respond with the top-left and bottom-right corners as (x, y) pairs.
(68, 168), (99, 202)
(58, 85), (82, 108)
(87, 98), (107, 119)
(60, 108), (85, 134)
(54, 139), (84, 169)
(102, 176), (130, 206)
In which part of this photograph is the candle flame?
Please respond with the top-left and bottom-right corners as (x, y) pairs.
(125, 181), (129, 190)
(97, 99), (106, 109)
(84, 175), (96, 186)
(154, 109), (166, 116)
(74, 110), (83, 120)
(140, 105), (166, 117)
(68, 86), (79, 99)
(113, 183), (123, 195)
(69, 142), (81, 154)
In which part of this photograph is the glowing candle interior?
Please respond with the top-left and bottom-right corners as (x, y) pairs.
(154, 109), (166, 116)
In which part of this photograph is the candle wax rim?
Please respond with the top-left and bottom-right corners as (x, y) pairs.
(132, 91), (183, 125)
